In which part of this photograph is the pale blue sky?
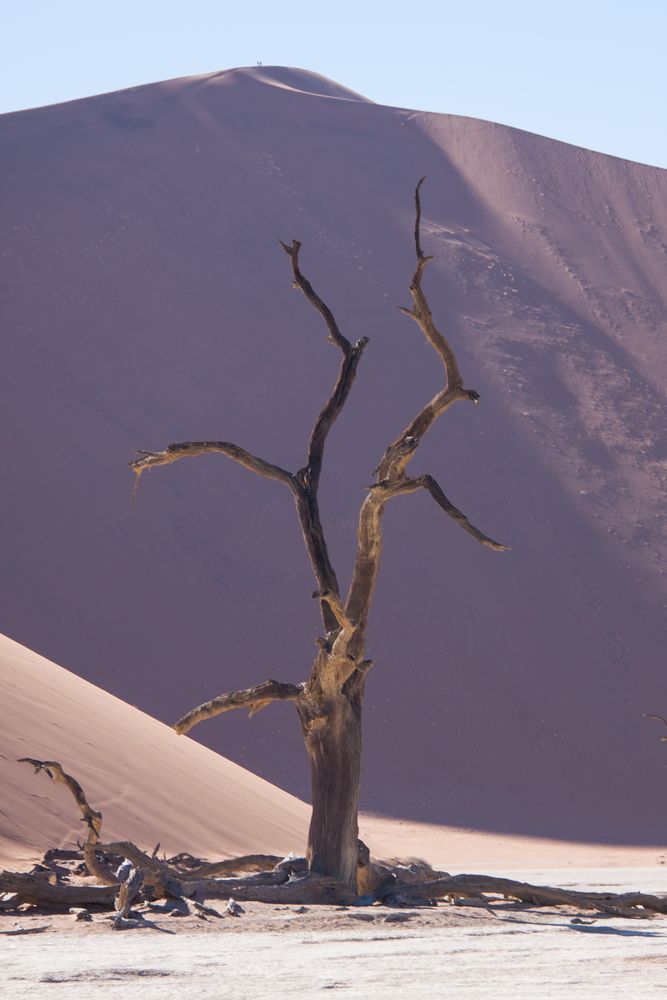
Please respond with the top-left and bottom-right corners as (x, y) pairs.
(2, 0), (666, 167)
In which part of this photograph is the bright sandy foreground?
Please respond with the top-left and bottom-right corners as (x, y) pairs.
(3, 868), (667, 999)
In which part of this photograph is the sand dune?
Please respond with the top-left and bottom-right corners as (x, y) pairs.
(0, 632), (309, 869)
(1, 66), (666, 843)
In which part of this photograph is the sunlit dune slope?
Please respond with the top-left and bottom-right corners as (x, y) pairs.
(0, 632), (309, 868)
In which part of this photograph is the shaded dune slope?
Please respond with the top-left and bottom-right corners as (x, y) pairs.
(2, 66), (666, 841)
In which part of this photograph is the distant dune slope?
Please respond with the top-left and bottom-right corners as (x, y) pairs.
(0, 632), (309, 868)
(1, 66), (666, 842)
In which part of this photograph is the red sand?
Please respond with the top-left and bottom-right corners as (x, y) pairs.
(1, 66), (666, 843)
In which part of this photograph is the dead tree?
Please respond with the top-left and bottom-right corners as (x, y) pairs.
(131, 180), (508, 890)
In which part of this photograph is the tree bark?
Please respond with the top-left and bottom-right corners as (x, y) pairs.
(298, 678), (364, 888)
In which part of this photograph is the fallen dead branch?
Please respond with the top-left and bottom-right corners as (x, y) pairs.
(0, 924), (51, 935)
(17, 758), (115, 886)
(182, 872), (359, 906)
(0, 871), (116, 908)
(4, 757), (666, 921)
(377, 874), (667, 917)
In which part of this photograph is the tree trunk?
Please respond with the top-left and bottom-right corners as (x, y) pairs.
(299, 681), (363, 889)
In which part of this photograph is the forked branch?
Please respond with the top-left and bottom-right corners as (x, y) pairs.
(402, 176), (463, 389)
(131, 241), (369, 636)
(346, 179), (508, 637)
(279, 237), (369, 631)
(280, 238), (369, 484)
(377, 177), (480, 482)
(174, 679), (305, 735)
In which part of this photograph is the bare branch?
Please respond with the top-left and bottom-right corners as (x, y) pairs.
(305, 337), (368, 488)
(413, 175), (427, 260)
(407, 175), (462, 391)
(404, 475), (509, 551)
(377, 178), (479, 482)
(645, 714), (667, 741)
(130, 441), (296, 491)
(280, 239), (351, 353)
(18, 758), (115, 885)
(280, 238), (369, 633)
(0, 871), (117, 908)
(176, 855), (283, 878)
(294, 486), (342, 633)
(18, 758), (102, 838)
(174, 679), (305, 735)
(346, 179), (508, 644)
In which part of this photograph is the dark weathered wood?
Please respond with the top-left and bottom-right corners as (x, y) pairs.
(345, 181), (507, 656)
(280, 239), (351, 352)
(175, 854), (283, 877)
(0, 871), (116, 907)
(130, 441), (296, 493)
(183, 871), (359, 905)
(297, 683), (363, 887)
(382, 475), (508, 551)
(377, 873), (667, 916)
(184, 870), (288, 894)
(17, 758), (116, 886)
(18, 758), (101, 837)
(280, 238), (369, 633)
(5, 858), (666, 918)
